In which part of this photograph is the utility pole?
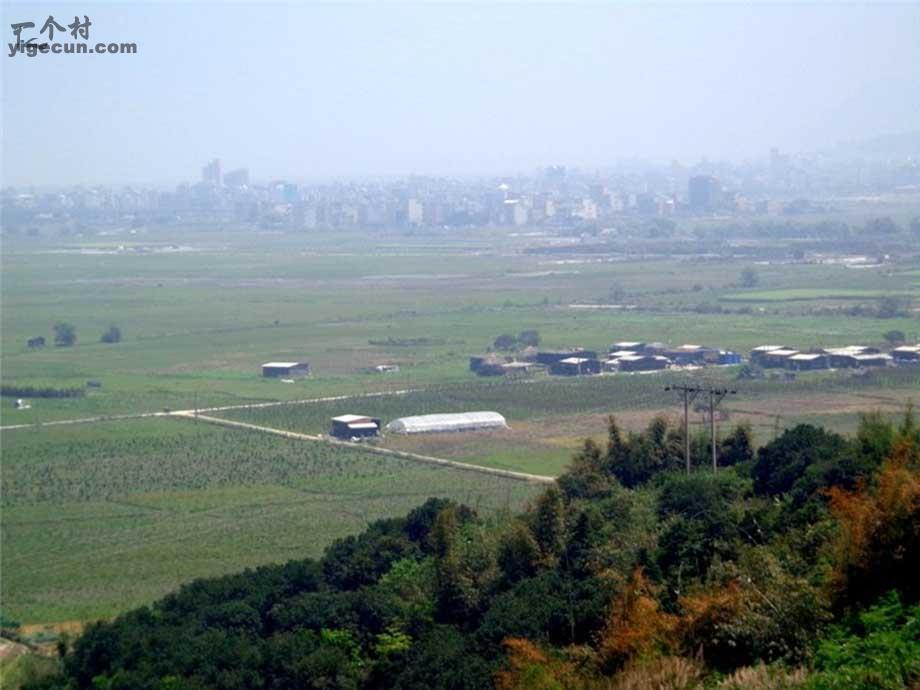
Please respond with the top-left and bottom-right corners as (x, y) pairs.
(666, 385), (701, 474)
(667, 385), (736, 474)
(706, 388), (736, 472)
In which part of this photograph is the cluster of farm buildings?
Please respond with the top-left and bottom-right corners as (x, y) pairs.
(258, 343), (920, 441)
(750, 343), (920, 371)
(470, 342), (742, 377)
(470, 341), (920, 377)
(259, 342), (920, 384)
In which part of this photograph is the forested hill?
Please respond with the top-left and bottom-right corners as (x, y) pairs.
(23, 412), (920, 690)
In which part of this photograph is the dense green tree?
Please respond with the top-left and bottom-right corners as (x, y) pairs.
(656, 473), (745, 590)
(877, 295), (909, 318)
(603, 416), (683, 487)
(497, 520), (541, 585)
(865, 216), (901, 235)
(391, 626), (492, 690)
(529, 487), (565, 566)
(492, 334), (517, 350)
(883, 329), (906, 346)
(740, 267), (760, 287)
(53, 321), (76, 346)
(100, 325), (122, 343)
(403, 498), (454, 547)
(719, 424), (755, 467)
(323, 518), (417, 590)
(517, 330), (540, 347)
(558, 438), (617, 501)
(27, 415), (920, 690)
(752, 425), (847, 497)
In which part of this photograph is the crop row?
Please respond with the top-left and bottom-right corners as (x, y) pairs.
(2, 421), (536, 508)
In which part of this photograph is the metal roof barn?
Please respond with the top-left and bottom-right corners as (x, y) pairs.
(330, 414), (381, 439)
(386, 411), (507, 434)
(262, 361), (310, 378)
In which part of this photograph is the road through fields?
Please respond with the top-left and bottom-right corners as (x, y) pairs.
(172, 410), (556, 484)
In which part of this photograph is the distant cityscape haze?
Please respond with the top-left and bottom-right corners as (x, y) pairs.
(2, 1), (920, 187)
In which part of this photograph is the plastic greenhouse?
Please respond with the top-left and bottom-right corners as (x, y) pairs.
(386, 411), (507, 434)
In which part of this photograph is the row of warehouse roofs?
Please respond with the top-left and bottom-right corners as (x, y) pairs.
(261, 342), (919, 382)
(471, 341), (920, 377)
(471, 342), (742, 377)
(749, 344), (920, 370)
(330, 411), (507, 439)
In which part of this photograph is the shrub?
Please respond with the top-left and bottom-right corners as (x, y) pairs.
(806, 591), (920, 690)
(52, 322), (76, 346)
(717, 664), (809, 689)
(100, 325), (122, 343)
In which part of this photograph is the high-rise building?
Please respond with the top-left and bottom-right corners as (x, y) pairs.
(406, 198), (424, 225)
(223, 168), (249, 188)
(688, 175), (721, 212)
(201, 159), (221, 186)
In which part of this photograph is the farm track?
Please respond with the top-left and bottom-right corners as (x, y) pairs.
(171, 411), (556, 485)
(0, 388), (421, 431)
(1, 382), (558, 483)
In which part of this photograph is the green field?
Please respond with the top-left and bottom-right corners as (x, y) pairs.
(1, 418), (539, 624)
(2, 228), (919, 427)
(214, 366), (920, 475)
(2, 225), (919, 625)
(720, 287), (912, 302)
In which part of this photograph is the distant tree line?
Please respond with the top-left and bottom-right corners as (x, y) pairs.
(1, 385), (85, 399)
(492, 330), (541, 351)
(25, 323), (123, 349)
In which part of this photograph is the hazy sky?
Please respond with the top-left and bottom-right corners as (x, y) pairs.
(2, 1), (919, 186)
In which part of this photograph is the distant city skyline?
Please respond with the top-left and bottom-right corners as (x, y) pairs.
(3, 2), (919, 187)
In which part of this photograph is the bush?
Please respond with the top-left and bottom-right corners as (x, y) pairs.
(100, 325), (122, 343)
(752, 425), (847, 498)
(493, 334), (518, 350)
(806, 592), (920, 690)
(740, 268), (760, 288)
(877, 296), (908, 319)
(52, 322), (76, 347)
(518, 330), (541, 347)
(717, 664), (809, 689)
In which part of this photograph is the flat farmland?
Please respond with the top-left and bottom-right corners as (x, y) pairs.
(216, 367), (920, 476)
(719, 287), (914, 302)
(2, 226), (919, 627)
(1, 418), (540, 624)
(2, 228), (917, 425)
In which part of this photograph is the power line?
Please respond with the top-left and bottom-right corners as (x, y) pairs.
(665, 384), (701, 474)
(706, 388), (736, 472)
(666, 384), (736, 473)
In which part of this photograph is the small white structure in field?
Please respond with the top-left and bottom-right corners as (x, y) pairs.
(14, 398), (31, 410)
(386, 411), (507, 435)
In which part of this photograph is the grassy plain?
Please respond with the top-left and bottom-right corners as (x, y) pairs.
(2, 228), (918, 425)
(2, 224), (919, 625)
(1, 418), (539, 624)
(216, 367), (920, 475)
